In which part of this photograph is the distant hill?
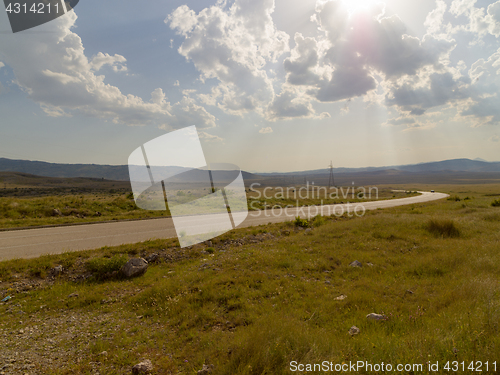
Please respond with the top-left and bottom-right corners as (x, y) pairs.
(261, 158), (500, 176)
(0, 158), (131, 180)
(0, 158), (264, 182)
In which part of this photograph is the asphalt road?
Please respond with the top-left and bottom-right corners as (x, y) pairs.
(0, 191), (448, 260)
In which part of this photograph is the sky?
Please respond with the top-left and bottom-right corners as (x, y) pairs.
(0, 0), (500, 173)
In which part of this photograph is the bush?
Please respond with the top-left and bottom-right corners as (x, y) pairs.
(294, 216), (310, 228)
(426, 219), (460, 238)
(311, 215), (326, 227)
(447, 195), (461, 201)
(85, 254), (128, 278)
(491, 199), (500, 207)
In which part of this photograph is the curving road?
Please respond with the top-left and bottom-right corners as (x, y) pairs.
(0, 191), (448, 261)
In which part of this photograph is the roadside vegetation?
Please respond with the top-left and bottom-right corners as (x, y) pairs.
(0, 186), (417, 229)
(0, 184), (499, 374)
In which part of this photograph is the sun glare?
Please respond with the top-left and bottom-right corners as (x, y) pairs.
(344, 0), (379, 13)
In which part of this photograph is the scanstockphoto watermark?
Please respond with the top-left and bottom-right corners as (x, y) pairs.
(249, 182), (379, 201)
(290, 361), (424, 373)
(247, 182), (378, 218)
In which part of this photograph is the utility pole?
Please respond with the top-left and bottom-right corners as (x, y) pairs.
(328, 161), (335, 188)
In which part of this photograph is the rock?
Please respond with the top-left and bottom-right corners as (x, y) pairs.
(99, 351), (108, 357)
(52, 208), (63, 216)
(349, 260), (362, 268)
(334, 294), (346, 301)
(145, 253), (159, 263)
(304, 228), (312, 234)
(366, 313), (387, 321)
(68, 293), (79, 298)
(132, 359), (153, 374)
(121, 258), (148, 278)
(197, 364), (214, 374)
(50, 265), (64, 276)
(205, 240), (213, 247)
(366, 262), (374, 267)
(349, 326), (360, 336)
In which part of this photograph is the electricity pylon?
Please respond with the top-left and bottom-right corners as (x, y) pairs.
(328, 161), (335, 188)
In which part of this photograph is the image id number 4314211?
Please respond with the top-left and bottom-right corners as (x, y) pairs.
(5, 2), (62, 14)
(442, 361), (496, 372)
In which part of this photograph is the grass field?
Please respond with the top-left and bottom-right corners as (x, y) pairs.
(0, 184), (499, 374)
(0, 185), (414, 229)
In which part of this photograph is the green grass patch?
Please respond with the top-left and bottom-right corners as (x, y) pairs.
(425, 218), (461, 238)
(1, 184), (500, 374)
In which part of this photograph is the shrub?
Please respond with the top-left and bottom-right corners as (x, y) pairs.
(206, 247), (215, 254)
(85, 254), (128, 278)
(311, 215), (326, 227)
(447, 195), (461, 201)
(491, 199), (500, 207)
(425, 219), (460, 238)
(294, 216), (310, 228)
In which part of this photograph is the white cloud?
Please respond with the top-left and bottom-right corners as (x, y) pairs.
(167, 0), (289, 116)
(460, 48), (500, 125)
(259, 126), (273, 134)
(164, 0), (499, 129)
(284, 1), (455, 106)
(0, 13), (167, 126)
(0, 12), (218, 129)
(161, 96), (216, 131)
(268, 88), (321, 120)
(0, 62), (4, 69)
(386, 116), (417, 126)
(487, 1), (500, 37)
(425, 0), (447, 35)
(90, 52), (127, 72)
(449, 0), (476, 17)
(449, 0), (500, 37)
(198, 131), (224, 142)
(284, 33), (320, 86)
(489, 135), (499, 142)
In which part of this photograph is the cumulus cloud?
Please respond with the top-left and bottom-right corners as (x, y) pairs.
(167, 0), (289, 117)
(449, 0), (500, 37)
(90, 52), (127, 72)
(284, 33), (321, 86)
(0, 11), (217, 129)
(425, 0), (447, 35)
(284, 0), (455, 106)
(459, 48), (500, 125)
(259, 127), (273, 134)
(161, 96), (217, 131)
(385, 71), (470, 115)
(268, 90), (312, 119)
(163, 0), (500, 128)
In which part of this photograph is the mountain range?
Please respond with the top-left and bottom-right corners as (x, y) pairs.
(1, 157), (500, 180)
